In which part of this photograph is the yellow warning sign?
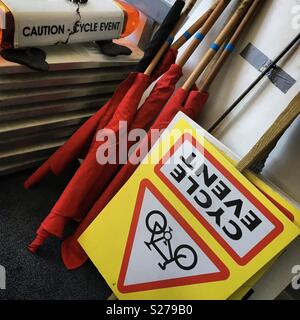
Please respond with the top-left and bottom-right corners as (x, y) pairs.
(79, 113), (300, 300)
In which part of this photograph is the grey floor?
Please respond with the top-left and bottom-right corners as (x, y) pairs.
(0, 166), (111, 300)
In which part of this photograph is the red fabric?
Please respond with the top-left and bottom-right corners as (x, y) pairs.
(24, 49), (177, 189)
(24, 162), (51, 190)
(131, 64), (182, 132)
(61, 88), (209, 269)
(28, 228), (50, 253)
(28, 73), (150, 252)
(185, 88), (209, 120)
(150, 48), (177, 83)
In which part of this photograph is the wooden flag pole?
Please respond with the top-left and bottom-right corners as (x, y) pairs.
(144, 0), (198, 76)
(177, 0), (231, 67)
(199, 0), (262, 92)
(171, 1), (220, 50)
(236, 92), (300, 172)
(182, 0), (254, 92)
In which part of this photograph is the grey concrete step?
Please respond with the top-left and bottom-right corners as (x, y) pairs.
(0, 95), (109, 122)
(0, 138), (66, 166)
(0, 67), (132, 90)
(0, 81), (119, 107)
(0, 155), (49, 176)
(0, 125), (78, 151)
(0, 109), (96, 140)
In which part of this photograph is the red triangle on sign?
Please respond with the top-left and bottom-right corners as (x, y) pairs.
(118, 179), (230, 294)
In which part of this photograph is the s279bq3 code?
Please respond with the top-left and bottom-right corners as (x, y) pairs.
(150, 304), (192, 315)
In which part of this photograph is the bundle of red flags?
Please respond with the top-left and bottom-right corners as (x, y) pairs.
(25, 0), (251, 271)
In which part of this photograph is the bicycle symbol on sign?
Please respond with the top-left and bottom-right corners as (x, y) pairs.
(144, 211), (198, 271)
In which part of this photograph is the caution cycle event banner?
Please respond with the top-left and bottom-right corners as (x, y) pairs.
(79, 112), (300, 300)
